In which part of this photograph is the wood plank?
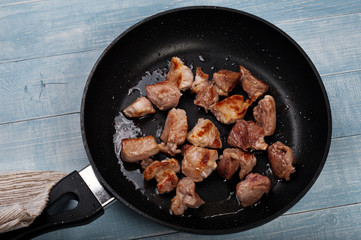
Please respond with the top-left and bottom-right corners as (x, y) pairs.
(278, 13), (361, 76)
(0, 113), (88, 172)
(0, 50), (101, 124)
(1, 114), (361, 239)
(139, 204), (361, 240)
(322, 71), (361, 138)
(287, 134), (361, 213)
(34, 201), (173, 240)
(0, 48), (359, 139)
(0, 0), (361, 63)
(1, 1), (361, 239)
(1, 2), (361, 136)
(238, 0), (361, 23)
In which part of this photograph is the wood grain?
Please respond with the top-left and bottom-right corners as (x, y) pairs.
(141, 204), (361, 240)
(0, 113), (358, 239)
(1, 56), (359, 139)
(1, 0), (361, 239)
(0, 2), (361, 130)
(0, 114), (88, 172)
(1, 115), (359, 212)
(0, 0), (360, 63)
(0, 50), (101, 124)
(278, 13), (361, 76)
(323, 71), (361, 139)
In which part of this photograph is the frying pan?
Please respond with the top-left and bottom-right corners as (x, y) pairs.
(3, 6), (332, 239)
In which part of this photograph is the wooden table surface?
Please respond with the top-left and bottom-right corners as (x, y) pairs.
(1, 0), (361, 239)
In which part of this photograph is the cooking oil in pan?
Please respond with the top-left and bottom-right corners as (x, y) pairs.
(127, 67), (167, 96)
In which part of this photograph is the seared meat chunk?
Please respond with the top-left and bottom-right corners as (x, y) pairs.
(209, 95), (251, 124)
(239, 152), (257, 180)
(227, 120), (268, 151)
(123, 96), (156, 118)
(228, 120), (249, 151)
(253, 95), (276, 136)
(145, 57), (193, 110)
(170, 177), (205, 216)
(181, 144), (218, 182)
(143, 158), (180, 194)
(166, 57), (194, 91)
(194, 82), (219, 112)
(191, 68), (219, 112)
(217, 148), (241, 180)
(217, 148), (256, 180)
(145, 80), (182, 111)
(267, 141), (296, 181)
(213, 69), (241, 96)
(159, 108), (188, 156)
(191, 67), (209, 93)
(236, 173), (271, 207)
(240, 65), (269, 101)
(121, 136), (159, 162)
(238, 151), (257, 180)
(186, 118), (222, 149)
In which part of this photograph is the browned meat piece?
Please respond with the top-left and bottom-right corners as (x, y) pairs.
(121, 136), (159, 162)
(140, 158), (154, 170)
(191, 67), (209, 93)
(236, 173), (271, 207)
(267, 141), (296, 181)
(170, 177), (205, 216)
(209, 95), (251, 124)
(227, 120), (268, 151)
(228, 120), (249, 151)
(123, 96), (156, 118)
(143, 158), (180, 194)
(253, 95), (276, 136)
(213, 69), (241, 96)
(217, 148), (241, 180)
(240, 65), (269, 101)
(145, 80), (182, 111)
(166, 57), (194, 91)
(186, 118), (222, 149)
(217, 148), (256, 180)
(159, 108), (188, 156)
(191, 68), (219, 112)
(194, 82), (219, 112)
(145, 57), (193, 110)
(239, 151), (257, 180)
(181, 144), (218, 182)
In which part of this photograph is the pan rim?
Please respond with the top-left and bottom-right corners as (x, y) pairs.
(80, 5), (332, 234)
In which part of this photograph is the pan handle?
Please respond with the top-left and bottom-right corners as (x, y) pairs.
(1, 166), (115, 240)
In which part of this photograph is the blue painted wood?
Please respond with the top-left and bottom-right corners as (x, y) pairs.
(287, 134), (361, 213)
(0, 1), (361, 133)
(0, 112), (359, 212)
(322, 71), (361, 139)
(142, 204), (361, 240)
(0, 0), (361, 63)
(0, 114), (359, 239)
(35, 202), (174, 240)
(0, 50), (101, 124)
(1, 54), (359, 139)
(277, 13), (361, 76)
(0, 114), (88, 172)
(1, 0), (361, 239)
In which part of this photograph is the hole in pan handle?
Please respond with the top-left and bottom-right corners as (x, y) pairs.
(1, 166), (115, 240)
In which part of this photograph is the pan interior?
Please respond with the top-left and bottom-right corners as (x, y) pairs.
(82, 7), (331, 234)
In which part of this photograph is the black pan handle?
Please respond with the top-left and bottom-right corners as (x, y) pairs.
(1, 168), (112, 240)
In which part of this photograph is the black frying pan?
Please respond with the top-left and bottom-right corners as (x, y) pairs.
(3, 6), (332, 238)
